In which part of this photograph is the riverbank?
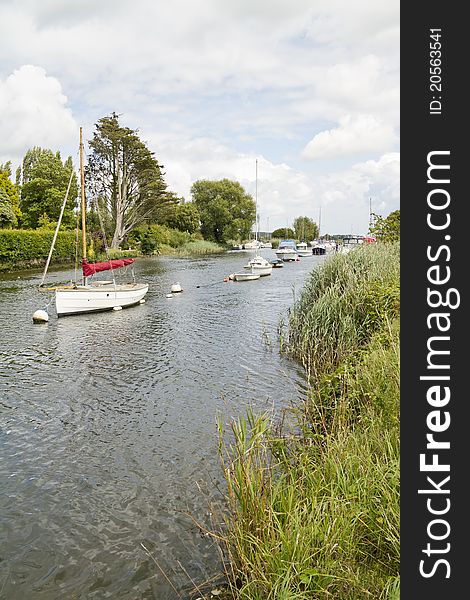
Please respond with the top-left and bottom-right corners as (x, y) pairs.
(0, 226), (224, 272)
(215, 242), (400, 599)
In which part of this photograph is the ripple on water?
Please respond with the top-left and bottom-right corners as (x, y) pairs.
(0, 251), (319, 598)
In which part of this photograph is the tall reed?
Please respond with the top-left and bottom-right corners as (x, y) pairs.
(285, 243), (399, 381)
(216, 243), (400, 599)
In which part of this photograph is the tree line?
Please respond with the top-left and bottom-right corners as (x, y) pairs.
(0, 113), (259, 250)
(1, 112), (397, 251)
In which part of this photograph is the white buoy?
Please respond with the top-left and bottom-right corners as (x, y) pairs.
(139, 299), (146, 304)
(32, 309), (49, 323)
(166, 293), (173, 298)
(170, 282), (183, 293)
(113, 306), (123, 311)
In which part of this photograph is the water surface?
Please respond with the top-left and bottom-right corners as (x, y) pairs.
(0, 250), (325, 599)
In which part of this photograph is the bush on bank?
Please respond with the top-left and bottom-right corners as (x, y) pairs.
(0, 226), (225, 271)
(217, 242), (400, 600)
(0, 228), (77, 270)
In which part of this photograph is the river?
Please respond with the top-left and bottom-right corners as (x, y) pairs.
(0, 249), (324, 599)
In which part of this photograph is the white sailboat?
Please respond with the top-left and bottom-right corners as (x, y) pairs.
(243, 159), (272, 276)
(44, 127), (148, 317)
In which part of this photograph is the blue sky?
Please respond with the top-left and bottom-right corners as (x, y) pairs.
(0, 0), (399, 235)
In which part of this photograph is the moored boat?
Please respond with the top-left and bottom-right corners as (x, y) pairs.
(275, 239), (298, 261)
(243, 254), (272, 276)
(50, 128), (149, 317)
(310, 239), (327, 255)
(229, 272), (261, 281)
(56, 280), (148, 316)
(296, 241), (312, 256)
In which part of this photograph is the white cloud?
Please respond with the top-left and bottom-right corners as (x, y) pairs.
(0, 65), (77, 163)
(302, 114), (398, 159)
(148, 132), (399, 234)
(0, 1), (399, 234)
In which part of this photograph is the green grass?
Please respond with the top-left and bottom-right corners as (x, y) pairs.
(158, 240), (224, 255)
(214, 243), (400, 599)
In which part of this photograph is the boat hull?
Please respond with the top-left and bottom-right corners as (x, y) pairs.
(275, 249), (298, 261)
(55, 283), (149, 316)
(231, 273), (260, 281)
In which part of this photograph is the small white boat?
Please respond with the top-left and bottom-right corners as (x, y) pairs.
(275, 240), (298, 261)
(296, 241), (312, 257)
(230, 272), (261, 281)
(243, 255), (272, 276)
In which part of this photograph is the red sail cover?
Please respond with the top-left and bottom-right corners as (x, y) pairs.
(82, 258), (135, 277)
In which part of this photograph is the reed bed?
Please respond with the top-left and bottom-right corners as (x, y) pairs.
(172, 240), (224, 255)
(284, 243), (399, 381)
(215, 243), (400, 599)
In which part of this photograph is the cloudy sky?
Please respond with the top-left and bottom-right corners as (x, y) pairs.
(0, 0), (399, 235)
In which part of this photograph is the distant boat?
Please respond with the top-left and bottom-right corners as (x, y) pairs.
(310, 239), (327, 255)
(244, 254), (272, 276)
(46, 128), (148, 317)
(339, 235), (366, 254)
(296, 241), (312, 257)
(242, 240), (262, 250)
(230, 272), (261, 281)
(275, 239), (298, 261)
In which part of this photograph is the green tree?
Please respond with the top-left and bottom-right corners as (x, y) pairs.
(272, 227), (295, 238)
(18, 148), (78, 229)
(370, 210), (400, 242)
(0, 163), (21, 225)
(162, 199), (200, 233)
(191, 179), (255, 244)
(293, 216), (318, 241)
(86, 113), (176, 248)
(0, 188), (17, 228)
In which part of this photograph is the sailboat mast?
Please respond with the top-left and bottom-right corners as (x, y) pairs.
(255, 158), (258, 242)
(79, 127), (87, 262)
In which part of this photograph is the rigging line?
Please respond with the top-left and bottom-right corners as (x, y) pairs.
(39, 168), (75, 287)
(196, 280), (223, 288)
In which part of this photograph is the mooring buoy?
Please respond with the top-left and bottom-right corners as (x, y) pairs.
(32, 309), (49, 323)
(170, 282), (183, 293)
